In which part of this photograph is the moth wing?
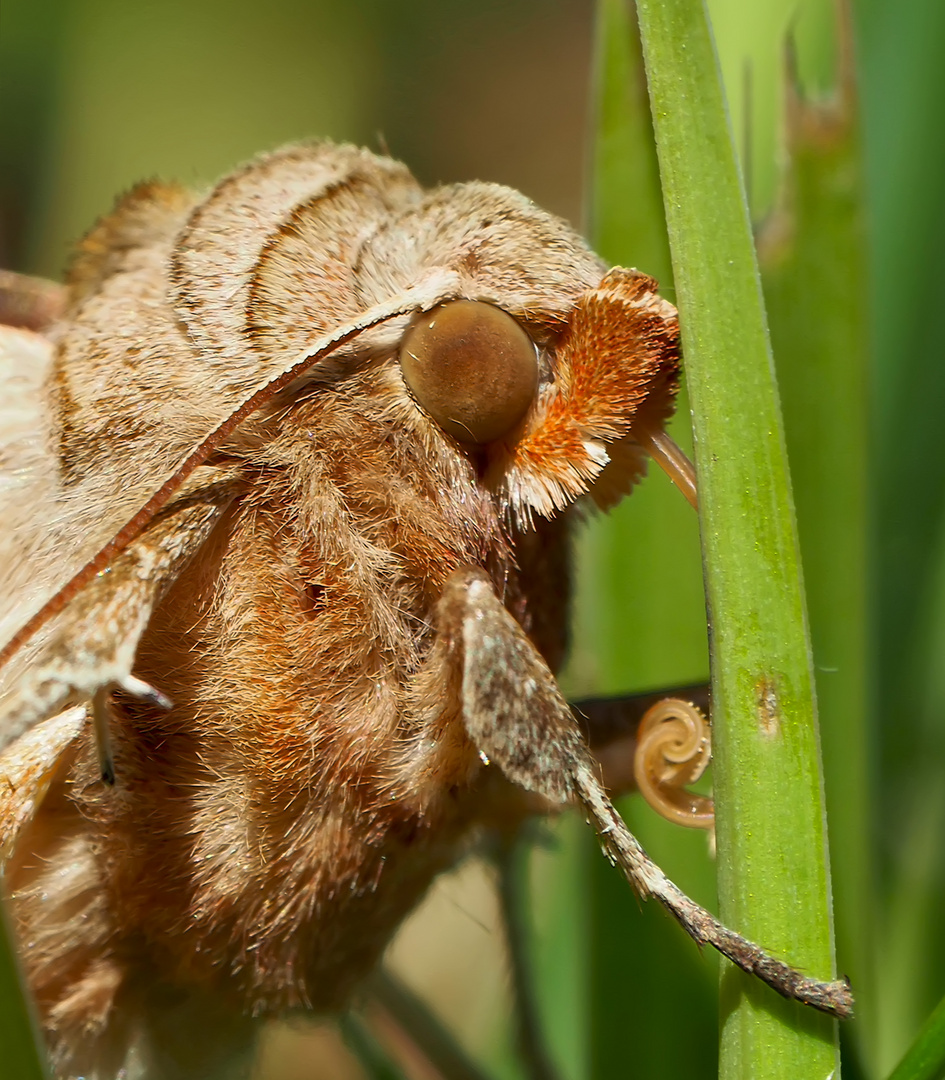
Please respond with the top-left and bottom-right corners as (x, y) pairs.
(0, 323), (85, 858)
(0, 324), (62, 638)
(0, 147), (436, 757)
(0, 469), (238, 755)
(5, 146), (429, 638)
(0, 705), (86, 867)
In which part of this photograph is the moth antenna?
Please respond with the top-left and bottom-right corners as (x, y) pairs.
(0, 287), (449, 669)
(634, 424), (698, 509)
(574, 761), (854, 1018)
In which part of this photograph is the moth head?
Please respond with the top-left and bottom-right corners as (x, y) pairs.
(187, 154), (687, 524)
(483, 265), (685, 520)
(30, 144), (687, 617)
(387, 268), (683, 522)
(317, 177), (684, 521)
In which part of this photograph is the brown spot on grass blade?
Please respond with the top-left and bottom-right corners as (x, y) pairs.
(755, 676), (782, 739)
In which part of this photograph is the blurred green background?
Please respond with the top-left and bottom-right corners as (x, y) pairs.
(2, 0), (944, 1077)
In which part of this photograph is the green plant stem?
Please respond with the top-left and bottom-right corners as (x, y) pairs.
(633, 0), (840, 1076)
(494, 835), (562, 1080)
(580, 5), (716, 1075)
(368, 970), (496, 1080)
(887, 991), (945, 1080)
(0, 907), (47, 1080)
(759, 28), (873, 1065)
(339, 1013), (408, 1080)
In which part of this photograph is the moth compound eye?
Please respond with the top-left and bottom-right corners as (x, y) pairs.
(400, 300), (539, 445)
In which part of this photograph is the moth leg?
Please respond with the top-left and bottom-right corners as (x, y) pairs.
(492, 829), (563, 1080)
(367, 968), (493, 1080)
(0, 269), (66, 331)
(92, 677), (171, 786)
(91, 687), (116, 787)
(441, 568), (853, 1019)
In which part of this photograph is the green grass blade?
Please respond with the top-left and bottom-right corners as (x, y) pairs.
(878, 547), (945, 1077)
(633, 0), (840, 1076)
(530, 816), (589, 1080)
(0, 908), (48, 1080)
(575, 1), (717, 1075)
(588, 0), (672, 284)
(758, 29), (872, 1070)
(856, 2), (945, 1073)
(886, 991), (945, 1080)
(339, 1013), (409, 1080)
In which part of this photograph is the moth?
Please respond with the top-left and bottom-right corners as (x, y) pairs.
(0, 142), (851, 1080)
